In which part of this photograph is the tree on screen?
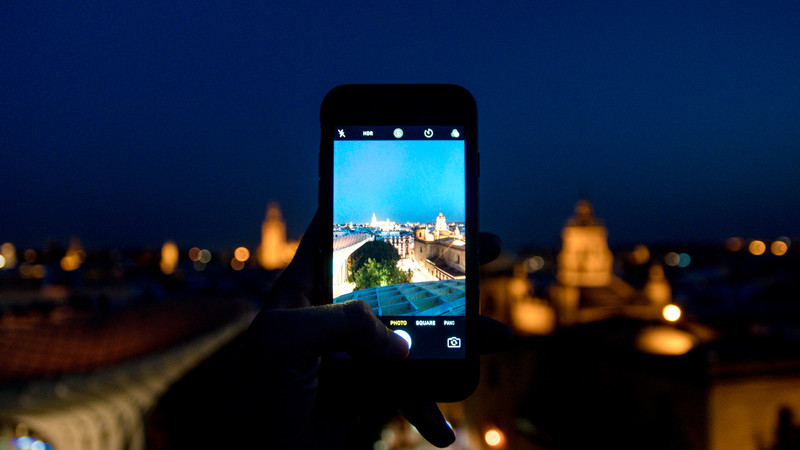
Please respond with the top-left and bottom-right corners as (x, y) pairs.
(348, 240), (400, 275)
(351, 258), (411, 291)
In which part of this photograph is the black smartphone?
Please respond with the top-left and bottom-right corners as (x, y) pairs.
(319, 84), (479, 401)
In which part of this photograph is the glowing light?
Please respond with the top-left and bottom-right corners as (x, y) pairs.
(637, 326), (695, 355)
(1, 242), (17, 269)
(664, 252), (680, 267)
(188, 247), (201, 262)
(512, 301), (556, 335)
(726, 237), (744, 252)
(526, 255), (544, 272)
(678, 253), (691, 268)
(160, 241), (179, 275)
(771, 240), (788, 256)
(234, 246), (250, 262)
(749, 240), (766, 256)
(60, 254), (81, 271)
(230, 258), (245, 271)
(0, 255), (5, 269)
(628, 244), (650, 265)
(509, 277), (528, 298)
(663, 304), (681, 322)
(60, 238), (85, 272)
(198, 249), (212, 264)
(193, 261), (206, 271)
(19, 263), (46, 279)
(484, 428), (504, 447)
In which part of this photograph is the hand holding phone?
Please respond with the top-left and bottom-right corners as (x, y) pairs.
(319, 84), (480, 401)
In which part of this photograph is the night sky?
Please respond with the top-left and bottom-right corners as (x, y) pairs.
(3, 2), (799, 251)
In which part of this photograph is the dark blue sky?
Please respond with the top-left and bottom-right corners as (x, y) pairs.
(2, 2), (799, 250)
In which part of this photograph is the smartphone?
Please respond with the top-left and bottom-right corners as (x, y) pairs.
(319, 84), (479, 401)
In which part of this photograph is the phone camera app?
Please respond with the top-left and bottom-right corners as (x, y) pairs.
(447, 336), (462, 348)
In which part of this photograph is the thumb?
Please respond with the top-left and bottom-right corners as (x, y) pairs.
(249, 300), (410, 362)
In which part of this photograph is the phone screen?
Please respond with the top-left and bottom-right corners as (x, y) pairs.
(332, 125), (467, 359)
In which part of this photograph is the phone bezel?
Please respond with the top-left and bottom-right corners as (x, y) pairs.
(318, 84), (479, 402)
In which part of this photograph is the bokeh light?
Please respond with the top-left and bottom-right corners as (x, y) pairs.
(234, 246), (250, 262)
(60, 253), (81, 271)
(230, 258), (245, 271)
(188, 247), (201, 262)
(198, 249), (212, 264)
(771, 240), (788, 256)
(0, 255), (5, 269)
(19, 263), (47, 279)
(678, 253), (691, 268)
(1, 242), (17, 269)
(663, 304), (682, 322)
(725, 237), (744, 252)
(664, 252), (680, 267)
(749, 240), (766, 256)
(628, 244), (650, 265)
(526, 255), (544, 272)
(485, 428), (505, 447)
(637, 326), (695, 355)
(160, 241), (179, 275)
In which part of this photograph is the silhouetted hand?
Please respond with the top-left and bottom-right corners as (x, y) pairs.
(233, 211), (510, 449)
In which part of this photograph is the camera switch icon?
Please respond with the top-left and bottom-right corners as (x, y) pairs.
(446, 336), (461, 348)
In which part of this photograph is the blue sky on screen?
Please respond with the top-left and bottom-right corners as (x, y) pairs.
(334, 140), (465, 225)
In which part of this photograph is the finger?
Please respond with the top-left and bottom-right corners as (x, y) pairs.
(479, 314), (514, 354)
(251, 300), (409, 362)
(401, 403), (456, 448)
(269, 209), (321, 308)
(478, 232), (502, 265)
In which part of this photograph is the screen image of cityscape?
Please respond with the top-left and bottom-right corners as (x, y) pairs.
(2, 2), (800, 449)
(332, 139), (467, 317)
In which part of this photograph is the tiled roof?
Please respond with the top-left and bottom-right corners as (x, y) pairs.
(334, 279), (465, 316)
(333, 233), (372, 250)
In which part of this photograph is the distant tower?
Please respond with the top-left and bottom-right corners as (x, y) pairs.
(556, 199), (613, 287)
(258, 202), (289, 270)
(371, 213), (378, 228)
(644, 264), (671, 306)
(435, 212), (448, 232)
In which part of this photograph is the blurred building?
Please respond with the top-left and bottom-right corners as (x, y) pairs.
(256, 202), (299, 270)
(549, 199), (672, 327)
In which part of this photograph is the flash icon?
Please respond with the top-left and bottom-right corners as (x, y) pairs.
(337, 129), (345, 138)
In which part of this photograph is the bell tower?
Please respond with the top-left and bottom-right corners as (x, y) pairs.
(556, 199), (613, 287)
